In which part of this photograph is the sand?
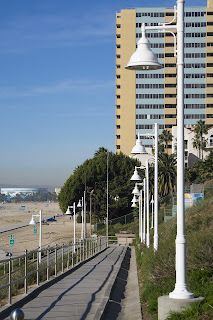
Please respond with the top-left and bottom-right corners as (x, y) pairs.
(0, 202), (85, 258)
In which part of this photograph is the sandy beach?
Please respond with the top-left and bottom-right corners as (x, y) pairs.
(0, 202), (85, 258)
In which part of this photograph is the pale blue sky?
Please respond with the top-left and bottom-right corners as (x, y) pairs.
(0, 0), (206, 186)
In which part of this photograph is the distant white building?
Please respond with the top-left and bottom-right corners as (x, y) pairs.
(172, 126), (213, 167)
(0, 188), (48, 198)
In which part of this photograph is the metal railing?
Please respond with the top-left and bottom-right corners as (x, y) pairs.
(0, 236), (107, 306)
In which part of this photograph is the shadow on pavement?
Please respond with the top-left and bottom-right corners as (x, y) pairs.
(102, 247), (131, 320)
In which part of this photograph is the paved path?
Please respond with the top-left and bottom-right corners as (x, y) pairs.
(5, 246), (126, 320)
(103, 247), (142, 320)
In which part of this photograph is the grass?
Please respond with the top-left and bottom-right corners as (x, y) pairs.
(135, 188), (213, 320)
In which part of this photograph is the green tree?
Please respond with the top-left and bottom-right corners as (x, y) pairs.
(186, 151), (213, 184)
(58, 148), (140, 221)
(192, 120), (208, 160)
(158, 153), (177, 196)
(159, 130), (173, 153)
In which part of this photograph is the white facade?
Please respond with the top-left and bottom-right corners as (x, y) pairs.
(1, 188), (48, 197)
(172, 126), (213, 167)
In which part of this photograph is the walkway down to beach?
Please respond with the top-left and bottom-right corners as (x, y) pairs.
(3, 246), (128, 320)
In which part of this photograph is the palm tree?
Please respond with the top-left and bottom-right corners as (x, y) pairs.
(159, 130), (173, 153)
(158, 153), (176, 197)
(192, 120), (208, 160)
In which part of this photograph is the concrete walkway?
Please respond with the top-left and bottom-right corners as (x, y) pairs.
(4, 246), (126, 320)
(103, 247), (142, 319)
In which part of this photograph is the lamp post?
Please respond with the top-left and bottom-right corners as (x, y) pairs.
(89, 190), (94, 236)
(77, 199), (84, 240)
(151, 195), (154, 229)
(66, 203), (76, 251)
(126, 0), (194, 300)
(29, 210), (42, 263)
(131, 123), (159, 251)
(132, 182), (143, 241)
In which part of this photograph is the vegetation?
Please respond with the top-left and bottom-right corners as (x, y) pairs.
(135, 185), (213, 320)
(186, 151), (213, 184)
(58, 148), (140, 220)
(192, 120), (208, 160)
(159, 130), (173, 153)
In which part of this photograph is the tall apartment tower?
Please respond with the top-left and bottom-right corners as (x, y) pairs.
(115, 0), (213, 155)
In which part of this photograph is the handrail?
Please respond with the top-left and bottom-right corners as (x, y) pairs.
(0, 236), (107, 306)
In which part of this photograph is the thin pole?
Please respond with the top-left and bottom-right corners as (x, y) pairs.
(73, 202), (76, 252)
(151, 195), (154, 229)
(84, 191), (86, 238)
(139, 192), (141, 241)
(39, 210), (42, 263)
(140, 189), (143, 242)
(90, 192), (92, 236)
(106, 151), (109, 247)
(146, 161), (150, 247)
(143, 178), (146, 243)
(154, 123), (159, 251)
(81, 197), (84, 239)
(169, 0), (193, 300)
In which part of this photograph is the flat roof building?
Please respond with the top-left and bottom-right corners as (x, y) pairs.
(115, 0), (213, 155)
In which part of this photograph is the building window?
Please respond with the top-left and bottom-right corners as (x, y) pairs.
(165, 94), (176, 98)
(136, 124), (164, 129)
(165, 84), (176, 88)
(185, 74), (205, 79)
(136, 104), (164, 109)
(116, 105), (120, 109)
(116, 75), (121, 79)
(136, 73), (164, 79)
(136, 84), (164, 89)
(184, 84), (205, 89)
(165, 114), (176, 118)
(116, 115), (121, 119)
(165, 64), (176, 68)
(184, 114), (205, 119)
(185, 94), (205, 99)
(185, 63), (205, 68)
(116, 135), (120, 139)
(116, 95), (120, 99)
(136, 94), (164, 99)
(116, 125), (120, 129)
(165, 104), (176, 108)
(207, 114), (213, 118)
(116, 145), (121, 150)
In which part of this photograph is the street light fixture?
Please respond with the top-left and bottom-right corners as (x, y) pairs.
(77, 198), (84, 239)
(66, 203), (76, 251)
(131, 123), (159, 251)
(29, 210), (42, 263)
(126, 0), (194, 301)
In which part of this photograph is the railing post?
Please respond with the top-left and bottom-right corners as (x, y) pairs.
(55, 244), (57, 277)
(37, 250), (39, 286)
(83, 239), (85, 261)
(8, 256), (12, 305)
(85, 239), (87, 260)
(76, 241), (78, 264)
(24, 250), (28, 295)
(79, 240), (82, 262)
(4, 262), (6, 275)
(47, 246), (49, 281)
(67, 245), (70, 270)
(72, 245), (74, 268)
(62, 244), (64, 273)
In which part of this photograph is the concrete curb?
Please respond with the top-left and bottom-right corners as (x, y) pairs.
(0, 247), (108, 319)
(94, 246), (127, 320)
